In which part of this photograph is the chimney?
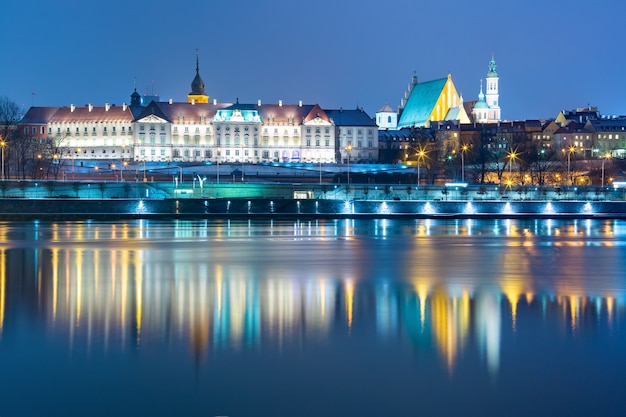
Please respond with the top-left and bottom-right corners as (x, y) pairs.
(258, 99), (262, 106)
(169, 98), (173, 104)
(279, 100), (283, 107)
(191, 99), (196, 105)
(88, 104), (93, 112)
(213, 98), (217, 105)
(122, 103), (127, 111)
(70, 104), (75, 112)
(105, 103), (110, 111)
(298, 100), (302, 107)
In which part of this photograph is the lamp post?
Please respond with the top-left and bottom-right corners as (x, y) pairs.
(121, 161), (128, 181)
(417, 149), (426, 187)
(461, 144), (469, 183)
(319, 152), (322, 185)
(216, 148), (221, 184)
(507, 150), (518, 180)
(37, 154), (42, 179)
(143, 160), (147, 182)
(602, 152), (611, 187)
(345, 144), (352, 188)
(1, 139), (6, 181)
(566, 145), (576, 186)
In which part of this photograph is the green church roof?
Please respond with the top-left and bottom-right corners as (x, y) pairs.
(397, 78), (447, 128)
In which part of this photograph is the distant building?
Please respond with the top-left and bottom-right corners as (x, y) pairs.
(376, 104), (397, 130)
(585, 118), (626, 158)
(327, 108), (379, 163)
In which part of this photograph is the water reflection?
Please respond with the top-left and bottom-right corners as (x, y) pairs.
(0, 218), (624, 381)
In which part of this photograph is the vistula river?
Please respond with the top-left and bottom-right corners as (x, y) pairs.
(0, 218), (625, 416)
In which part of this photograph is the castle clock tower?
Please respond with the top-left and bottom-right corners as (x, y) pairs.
(187, 51), (209, 104)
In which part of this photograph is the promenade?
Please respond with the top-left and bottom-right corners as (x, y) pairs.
(1, 162), (625, 219)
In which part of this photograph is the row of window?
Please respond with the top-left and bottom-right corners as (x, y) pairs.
(342, 129), (375, 135)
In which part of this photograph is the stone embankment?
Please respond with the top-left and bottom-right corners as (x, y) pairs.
(1, 198), (625, 220)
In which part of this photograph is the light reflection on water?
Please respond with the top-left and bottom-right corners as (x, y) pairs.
(0, 218), (625, 416)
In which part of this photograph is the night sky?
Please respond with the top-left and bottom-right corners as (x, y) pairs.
(2, 0), (625, 121)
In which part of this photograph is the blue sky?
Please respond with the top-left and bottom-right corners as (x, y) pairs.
(2, 0), (625, 121)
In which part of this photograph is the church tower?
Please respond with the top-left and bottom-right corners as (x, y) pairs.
(484, 56), (500, 121)
(187, 51), (209, 104)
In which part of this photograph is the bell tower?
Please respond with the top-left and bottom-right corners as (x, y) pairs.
(485, 56), (500, 121)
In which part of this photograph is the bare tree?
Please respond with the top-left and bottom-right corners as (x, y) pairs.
(0, 96), (22, 179)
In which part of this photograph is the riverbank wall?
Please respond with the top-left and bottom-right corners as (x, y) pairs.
(1, 198), (625, 220)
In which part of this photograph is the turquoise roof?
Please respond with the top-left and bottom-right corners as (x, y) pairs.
(397, 78), (447, 128)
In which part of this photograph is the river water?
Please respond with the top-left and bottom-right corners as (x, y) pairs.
(0, 218), (624, 416)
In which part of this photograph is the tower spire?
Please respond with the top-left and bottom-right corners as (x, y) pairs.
(188, 49), (209, 104)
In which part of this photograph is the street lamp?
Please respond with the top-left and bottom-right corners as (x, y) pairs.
(461, 144), (469, 183)
(345, 144), (352, 187)
(1, 139), (6, 181)
(601, 152), (611, 187)
(37, 154), (42, 179)
(566, 145), (576, 186)
(417, 149), (426, 187)
(143, 160), (147, 182)
(319, 152), (323, 185)
(122, 160), (128, 181)
(216, 148), (221, 184)
(507, 150), (518, 180)
(240, 144), (245, 182)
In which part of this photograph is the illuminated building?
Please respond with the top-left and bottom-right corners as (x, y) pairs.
(19, 55), (386, 164)
(397, 74), (467, 129)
